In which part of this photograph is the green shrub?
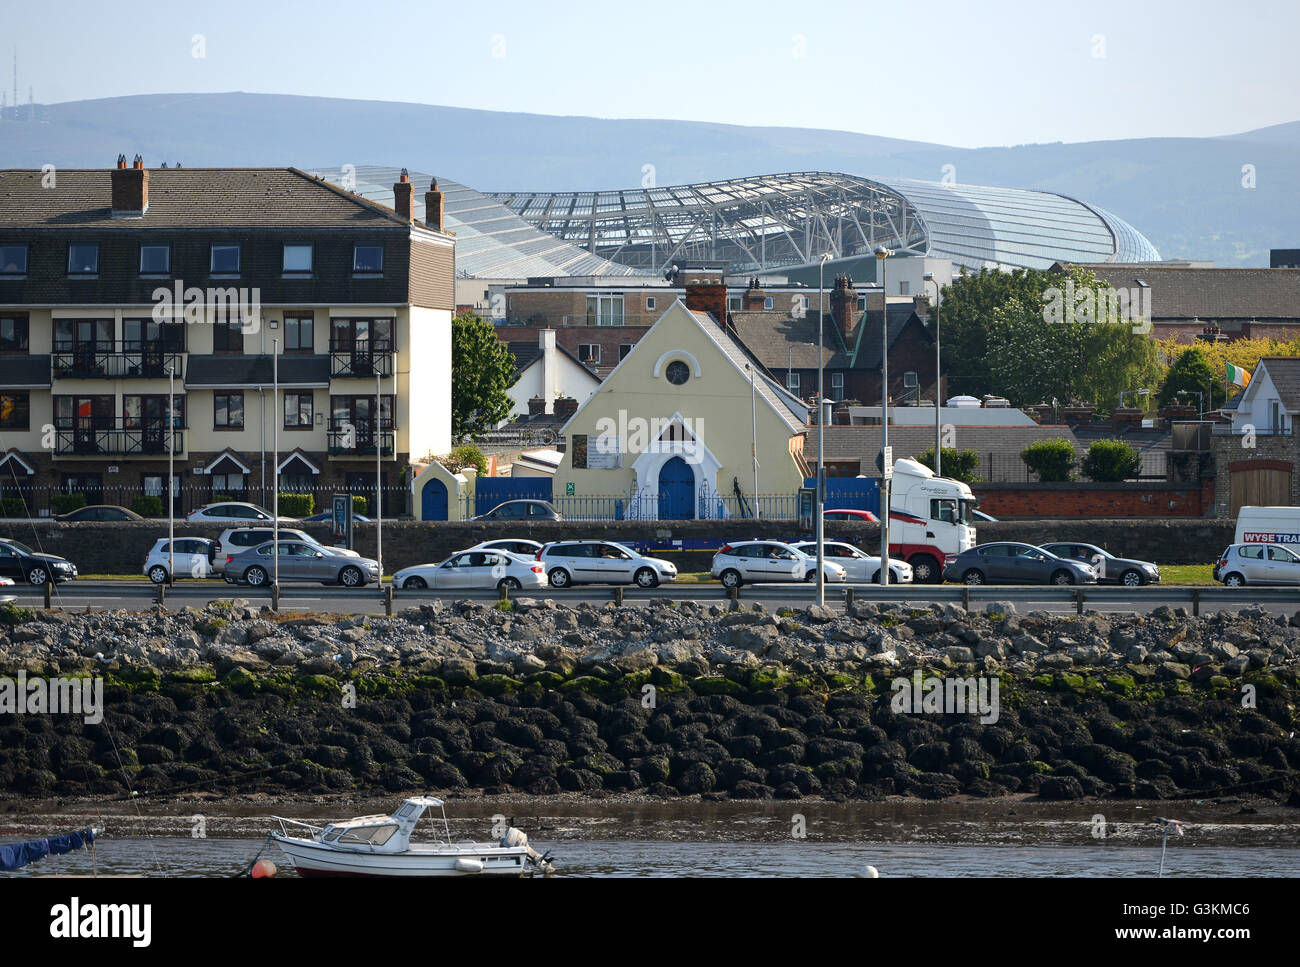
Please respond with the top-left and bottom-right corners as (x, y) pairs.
(277, 493), (316, 518)
(448, 443), (488, 476)
(0, 497), (27, 518)
(1021, 438), (1077, 482)
(0, 601), (36, 625)
(916, 446), (981, 483)
(131, 495), (165, 517)
(1081, 439), (1141, 482)
(51, 493), (87, 515)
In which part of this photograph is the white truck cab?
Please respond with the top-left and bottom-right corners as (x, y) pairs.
(884, 458), (979, 583)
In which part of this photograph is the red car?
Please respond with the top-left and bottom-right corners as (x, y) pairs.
(823, 509), (879, 523)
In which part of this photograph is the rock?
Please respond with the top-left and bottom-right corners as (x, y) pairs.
(1158, 661), (1192, 681)
(802, 605), (839, 625)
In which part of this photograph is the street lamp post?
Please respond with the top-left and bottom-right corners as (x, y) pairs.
(876, 246), (893, 587)
(924, 272), (942, 478)
(272, 337), (279, 593)
(376, 368), (384, 582)
(167, 366), (175, 586)
(746, 363), (758, 516)
(815, 253), (832, 606)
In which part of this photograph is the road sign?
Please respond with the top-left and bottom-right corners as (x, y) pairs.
(797, 487), (816, 533)
(881, 446), (893, 480)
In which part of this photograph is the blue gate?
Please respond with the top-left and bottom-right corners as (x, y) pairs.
(474, 477), (553, 516)
(421, 479), (448, 521)
(658, 457), (695, 519)
(804, 476), (881, 514)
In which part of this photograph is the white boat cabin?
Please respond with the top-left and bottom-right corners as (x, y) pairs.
(315, 797), (450, 853)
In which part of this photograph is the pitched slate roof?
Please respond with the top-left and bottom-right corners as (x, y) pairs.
(728, 310), (851, 370)
(185, 354), (331, 387)
(1070, 264), (1300, 320)
(689, 309), (809, 432)
(503, 339), (595, 378)
(852, 305), (929, 370)
(0, 167), (423, 231)
(1259, 357), (1300, 410)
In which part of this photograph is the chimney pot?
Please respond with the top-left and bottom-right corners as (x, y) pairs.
(111, 156), (149, 216)
(393, 171), (414, 222)
(424, 178), (444, 231)
(831, 274), (859, 345)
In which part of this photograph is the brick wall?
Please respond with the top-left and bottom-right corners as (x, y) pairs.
(1210, 432), (1299, 517)
(974, 478), (1216, 518)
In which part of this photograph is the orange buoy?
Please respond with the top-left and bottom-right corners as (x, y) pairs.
(251, 859), (278, 878)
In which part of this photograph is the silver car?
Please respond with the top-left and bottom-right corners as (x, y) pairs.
(224, 540), (379, 587)
(538, 540), (677, 588)
(1215, 543), (1300, 586)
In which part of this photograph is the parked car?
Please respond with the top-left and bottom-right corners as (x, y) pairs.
(1214, 543), (1300, 586)
(223, 540), (379, 587)
(394, 550), (546, 591)
(144, 537), (218, 584)
(789, 540), (913, 584)
(0, 538), (78, 585)
(472, 500), (562, 522)
(538, 540), (677, 588)
(300, 510), (372, 522)
(54, 504), (144, 522)
(186, 501), (294, 523)
(468, 539), (545, 558)
(711, 540), (846, 588)
(211, 527), (360, 573)
(823, 509), (880, 523)
(943, 542), (1097, 586)
(1040, 542), (1160, 587)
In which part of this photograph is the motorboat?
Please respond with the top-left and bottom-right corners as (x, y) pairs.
(270, 797), (553, 877)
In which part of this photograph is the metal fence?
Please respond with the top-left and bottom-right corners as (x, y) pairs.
(459, 491), (801, 522)
(0, 485), (413, 520)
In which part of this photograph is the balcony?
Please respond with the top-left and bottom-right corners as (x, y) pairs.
(327, 418), (394, 456)
(329, 339), (393, 378)
(52, 342), (184, 380)
(54, 420), (184, 456)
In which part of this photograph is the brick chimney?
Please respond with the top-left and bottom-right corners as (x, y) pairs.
(424, 178), (444, 231)
(743, 277), (767, 311)
(111, 153), (149, 217)
(830, 275), (859, 345)
(682, 276), (728, 329)
(554, 397), (579, 421)
(527, 396), (547, 416)
(393, 168), (413, 222)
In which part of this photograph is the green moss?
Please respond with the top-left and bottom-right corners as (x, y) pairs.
(164, 666), (217, 685)
(559, 675), (609, 695)
(475, 674), (522, 696)
(823, 673), (857, 691)
(493, 599), (514, 612)
(522, 671), (566, 690)
(194, 617), (226, 637)
(689, 676), (745, 696)
(1104, 674), (1136, 696)
(1029, 760), (1053, 774)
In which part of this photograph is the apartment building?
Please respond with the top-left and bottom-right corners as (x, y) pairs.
(0, 158), (454, 514)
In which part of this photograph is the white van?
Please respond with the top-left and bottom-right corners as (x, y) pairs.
(1234, 506), (1300, 555)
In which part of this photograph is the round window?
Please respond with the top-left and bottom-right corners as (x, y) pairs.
(665, 360), (690, 385)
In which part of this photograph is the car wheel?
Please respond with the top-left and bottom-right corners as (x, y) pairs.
(908, 555), (940, 584)
(720, 569), (742, 589)
(871, 570), (882, 584)
(339, 566), (363, 587)
(803, 570), (817, 582)
(1050, 569), (1075, 586)
(1120, 569), (1144, 587)
(148, 565), (169, 584)
(403, 576), (427, 590)
(548, 568), (571, 588)
(498, 577), (522, 592)
(245, 566), (268, 587)
(1224, 572), (1246, 588)
(962, 569), (984, 586)
(26, 567), (49, 586)
(224, 575), (239, 585)
(634, 567), (659, 589)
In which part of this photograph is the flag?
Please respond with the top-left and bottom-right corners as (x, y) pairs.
(1226, 362), (1252, 388)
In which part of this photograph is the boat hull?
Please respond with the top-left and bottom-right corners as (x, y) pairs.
(272, 834), (531, 877)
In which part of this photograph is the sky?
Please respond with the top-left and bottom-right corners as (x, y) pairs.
(4, 0), (1297, 148)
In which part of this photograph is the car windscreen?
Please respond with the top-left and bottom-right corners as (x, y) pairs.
(2, 539), (34, 555)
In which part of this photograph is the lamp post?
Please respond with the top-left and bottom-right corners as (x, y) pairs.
(746, 363), (758, 516)
(815, 252), (832, 606)
(876, 245), (893, 587)
(376, 366), (384, 581)
(272, 337), (279, 593)
(167, 365), (175, 586)
(924, 272), (942, 478)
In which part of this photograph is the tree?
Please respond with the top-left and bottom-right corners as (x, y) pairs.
(1081, 439), (1141, 482)
(451, 312), (518, 439)
(916, 446), (981, 484)
(1158, 346), (1228, 410)
(936, 267), (1048, 399)
(1155, 335), (1300, 407)
(1021, 438), (1077, 482)
(446, 443), (488, 476)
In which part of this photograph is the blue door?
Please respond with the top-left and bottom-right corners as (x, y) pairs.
(421, 480), (448, 521)
(658, 457), (695, 520)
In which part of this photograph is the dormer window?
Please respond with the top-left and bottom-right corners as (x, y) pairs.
(140, 245), (171, 275)
(283, 244), (313, 273)
(0, 244), (27, 276)
(353, 245), (384, 273)
(211, 244), (241, 274)
(68, 243), (99, 276)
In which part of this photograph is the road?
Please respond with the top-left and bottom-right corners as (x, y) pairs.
(5, 580), (1298, 617)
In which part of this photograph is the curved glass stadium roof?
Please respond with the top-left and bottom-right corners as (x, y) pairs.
(308, 165), (640, 278)
(488, 171), (1160, 275)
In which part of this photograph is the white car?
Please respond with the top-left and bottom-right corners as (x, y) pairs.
(144, 537), (218, 584)
(211, 526), (360, 574)
(711, 540), (846, 588)
(186, 501), (295, 524)
(538, 541), (677, 588)
(467, 539), (545, 559)
(789, 541), (913, 584)
(394, 550), (546, 592)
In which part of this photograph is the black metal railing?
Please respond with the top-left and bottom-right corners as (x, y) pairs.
(329, 338), (393, 378)
(51, 341), (184, 380)
(53, 420), (184, 456)
(326, 418), (395, 456)
(0, 484), (412, 520)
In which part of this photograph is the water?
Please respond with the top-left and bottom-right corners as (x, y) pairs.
(3, 797), (1298, 877)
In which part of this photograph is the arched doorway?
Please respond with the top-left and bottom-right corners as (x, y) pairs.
(658, 456), (695, 520)
(421, 479), (448, 521)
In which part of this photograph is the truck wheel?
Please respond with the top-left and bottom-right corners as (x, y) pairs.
(908, 555), (941, 584)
